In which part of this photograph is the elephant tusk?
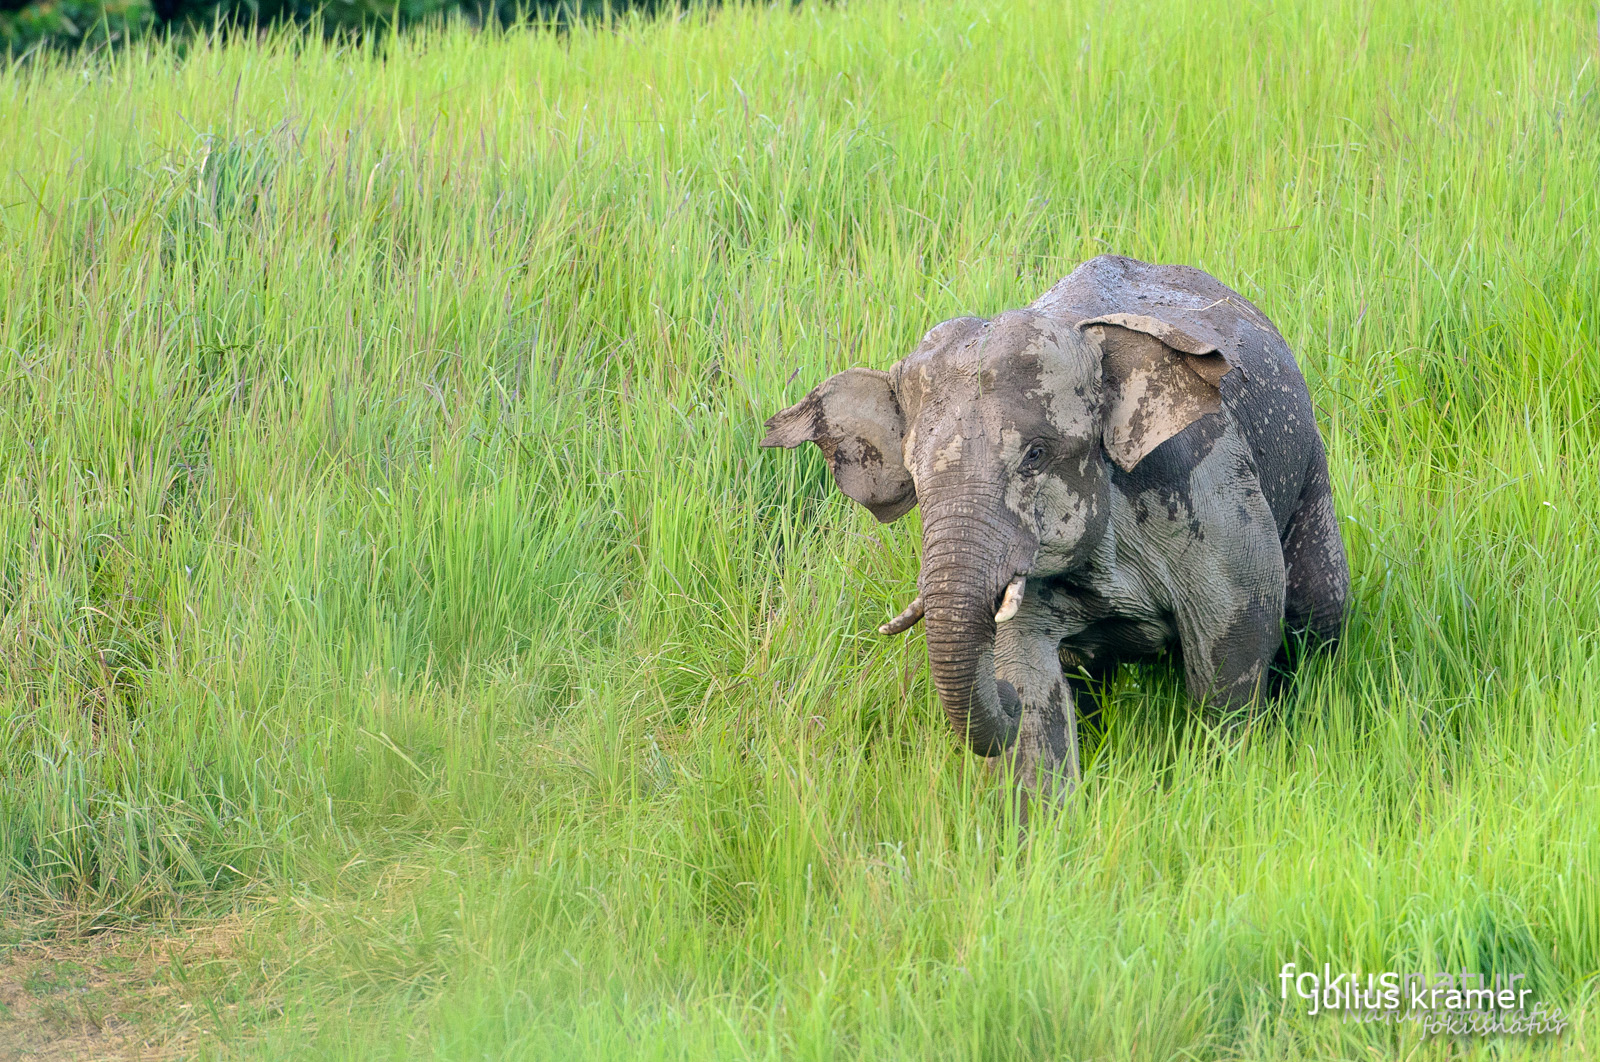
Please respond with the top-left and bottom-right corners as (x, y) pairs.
(994, 576), (1027, 623)
(878, 595), (925, 635)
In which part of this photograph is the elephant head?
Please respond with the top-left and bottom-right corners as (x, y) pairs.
(761, 308), (1234, 756)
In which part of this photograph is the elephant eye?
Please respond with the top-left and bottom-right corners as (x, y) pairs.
(1020, 443), (1047, 475)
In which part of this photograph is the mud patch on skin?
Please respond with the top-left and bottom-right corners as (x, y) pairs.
(1014, 317), (1101, 432)
(1027, 466), (1107, 573)
(931, 432), (966, 472)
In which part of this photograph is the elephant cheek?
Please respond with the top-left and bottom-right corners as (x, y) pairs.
(999, 480), (1043, 566)
(1034, 476), (1104, 572)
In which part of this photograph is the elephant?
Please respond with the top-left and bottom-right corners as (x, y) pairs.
(761, 254), (1348, 791)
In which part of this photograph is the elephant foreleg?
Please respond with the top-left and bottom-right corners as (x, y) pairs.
(1174, 569), (1286, 727)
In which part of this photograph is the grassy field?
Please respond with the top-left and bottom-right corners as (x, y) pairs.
(2, 1), (1598, 1057)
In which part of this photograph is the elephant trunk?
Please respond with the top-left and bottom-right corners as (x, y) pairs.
(918, 491), (1027, 756)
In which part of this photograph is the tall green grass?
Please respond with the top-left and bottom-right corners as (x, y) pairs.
(1, 1), (1597, 1057)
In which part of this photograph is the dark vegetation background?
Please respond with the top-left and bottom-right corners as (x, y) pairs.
(0, 0), (678, 50)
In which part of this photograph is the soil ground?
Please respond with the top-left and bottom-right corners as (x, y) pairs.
(0, 916), (256, 1061)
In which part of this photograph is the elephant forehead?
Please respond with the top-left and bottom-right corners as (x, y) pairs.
(957, 314), (1101, 425)
(897, 313), (1099, 445)
(1008, 331), (1099, 429)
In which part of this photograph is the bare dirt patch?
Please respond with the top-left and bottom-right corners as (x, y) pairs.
(0, 914), (257, 1062)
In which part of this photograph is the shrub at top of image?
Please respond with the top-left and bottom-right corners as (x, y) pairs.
(0, 0), (681, 51)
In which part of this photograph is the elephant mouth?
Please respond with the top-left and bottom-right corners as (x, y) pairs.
(879, 573), (1027, 636)
(993, 575), (1027, 623)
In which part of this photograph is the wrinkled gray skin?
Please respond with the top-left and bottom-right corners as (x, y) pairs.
(761, 255), (1348, 793)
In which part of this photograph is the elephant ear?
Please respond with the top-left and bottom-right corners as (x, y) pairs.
(1078, 313), (1237, 472)
(760, 368), (917, 523)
